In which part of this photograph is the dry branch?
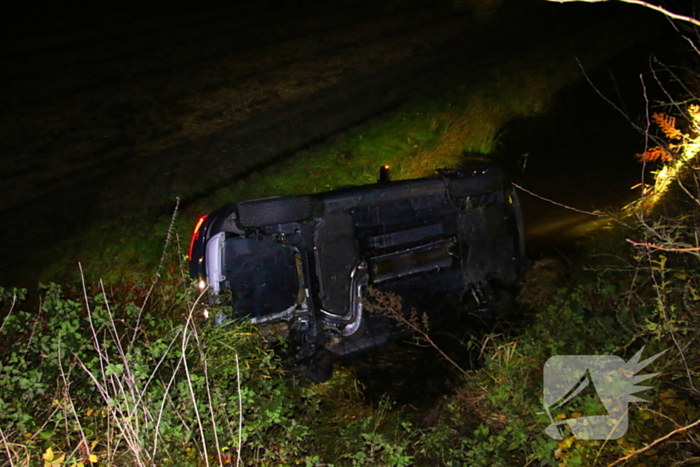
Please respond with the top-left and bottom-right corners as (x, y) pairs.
(626, 238), (700, 252)
(607, 417), (700, 466)
(545, 0), (700, 28)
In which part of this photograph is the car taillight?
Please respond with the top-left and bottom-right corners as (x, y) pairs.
(188, 215), (208, 262)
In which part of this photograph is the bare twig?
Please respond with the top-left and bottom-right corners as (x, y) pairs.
(676, 178), (700, 207)
(191, 311), (222, 466)
(150, 345), (185, 461)
(155, 197), (180, 278)
(236, 354), (243, 467)
(575, 58), (647, 138)
(181, 296), (210, 467)
(546, 0), (700, 28)
(641, 407), (682, 428)
(607, 418), (700, 466)
(100, 279), (152, 461)
(57, 342), (89, 464)
(364, 288), (468, 376)
(150, 287), (207, 462)
(0, 427), (17, 467)
(0, 291), (17, 335)
(674, 456), (700, 467)
(132, 197), (180, 347)
(513, 183), (634, 229)
(512, 183), (607, 217)
(626, 238), (700, 252)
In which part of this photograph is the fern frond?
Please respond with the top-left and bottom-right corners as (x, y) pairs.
(636, 146), (675, 163)
(652, 112), (683, 140)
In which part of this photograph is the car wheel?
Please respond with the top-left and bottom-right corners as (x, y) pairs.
(237, 195), (316, 227)
(467, 280), (517, 320)
(484, 288), (516, 318)
(297, 350), (335, 383)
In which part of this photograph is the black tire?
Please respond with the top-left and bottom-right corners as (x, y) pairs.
(237, 195), (316, 227)
(465, 280), (517, 319)
(297, 350), (335, 383)
(486, 289), (516, 318)
(446, 167), (503, 198)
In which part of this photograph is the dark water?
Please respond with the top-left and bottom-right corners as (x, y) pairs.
(347, 36), (694, 407)
(498, 40), (689, 256)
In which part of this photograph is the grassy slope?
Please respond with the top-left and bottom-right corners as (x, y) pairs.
(0, 0), (475, 214)
(3, 5), (699, 467)
(41, 10), (640, 285)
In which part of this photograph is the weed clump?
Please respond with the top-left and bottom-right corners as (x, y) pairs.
(0, 268), (423, 466)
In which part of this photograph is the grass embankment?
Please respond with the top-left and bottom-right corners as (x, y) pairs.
(42, 16), (638, 285)
(433, 93), (700, 465)
(0, 0), (486, 215)
(4, 217), (699, 466)
(6, 9), (697, 467)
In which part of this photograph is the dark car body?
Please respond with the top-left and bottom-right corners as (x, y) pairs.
(188, 167), (524, 365)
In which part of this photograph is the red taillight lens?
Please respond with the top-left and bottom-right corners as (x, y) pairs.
(188, 215), (208, 262)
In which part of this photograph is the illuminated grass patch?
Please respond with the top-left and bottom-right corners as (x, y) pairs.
(42, 19), (638, 283)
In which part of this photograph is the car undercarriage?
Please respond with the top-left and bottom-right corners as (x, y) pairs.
(189, 166), (525, 378)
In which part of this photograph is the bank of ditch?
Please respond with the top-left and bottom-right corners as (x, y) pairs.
(2, 3), (699, 466)
(36, 4), (662, 286)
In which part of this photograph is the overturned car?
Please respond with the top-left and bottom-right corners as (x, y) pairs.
(188, 167), (525, 373)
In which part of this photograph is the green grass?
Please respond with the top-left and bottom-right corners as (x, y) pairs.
(4, 3), (700, 465)
(415, 212), (700, 466)
(39, 17), (639, 285)
(5, 208), (700, 466)
(5, 40), (700, 467)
